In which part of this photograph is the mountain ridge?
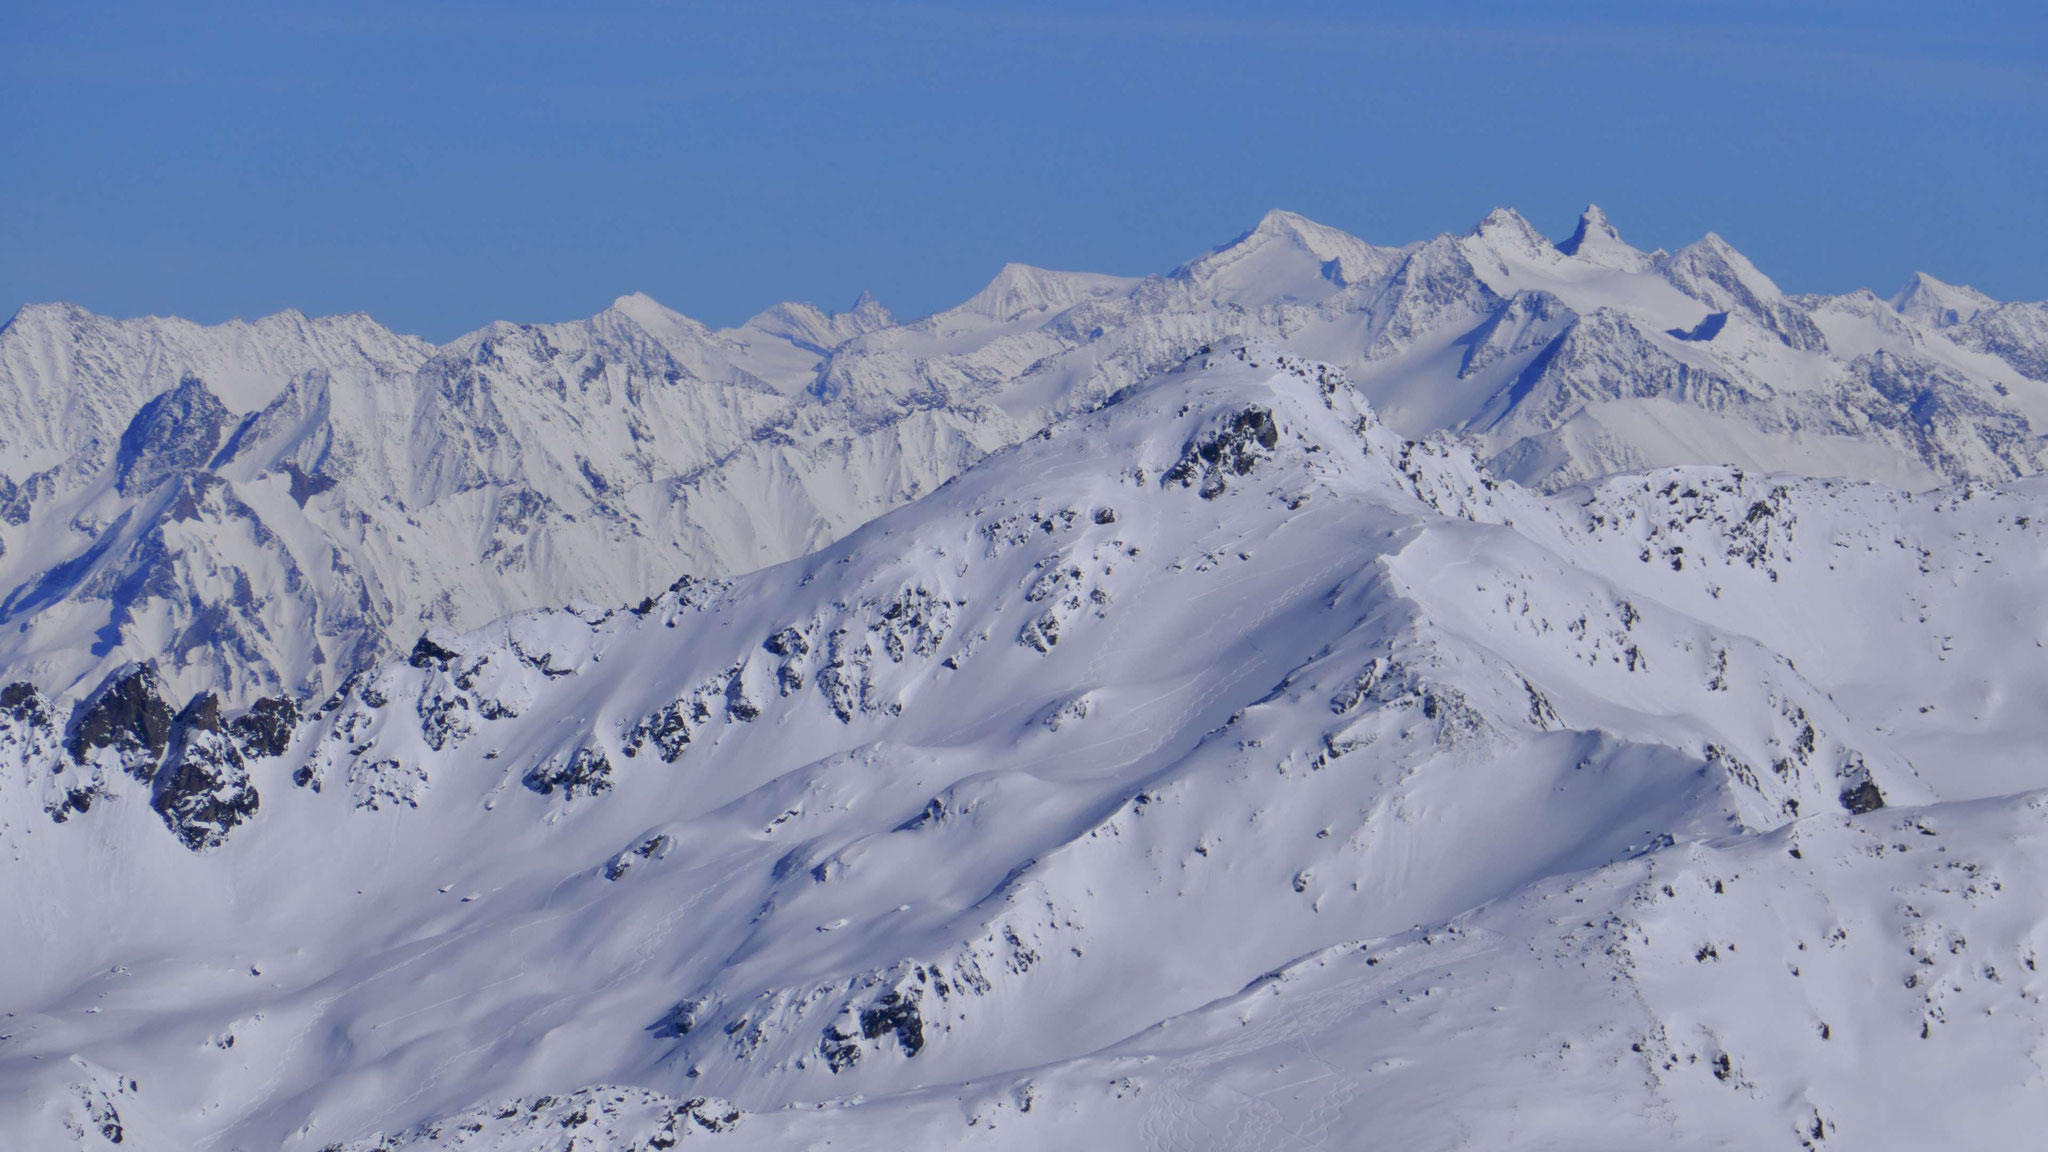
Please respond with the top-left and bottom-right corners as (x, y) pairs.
(2, 207), (2045, 718)
(7, 340), (2048, 1148)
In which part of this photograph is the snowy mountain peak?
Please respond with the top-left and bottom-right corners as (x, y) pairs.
(3, 299), (92, 332)
(844, 289), (893, 329)
(737, 292), (895, 355)
(1174, 209), (1402, 301)
(954, 262), (1132, 323)
(1654, 231), (1832, 351)
(1558, 203), (1653, 271)
(1662, 231), (1781, 295)
(4, 207), (2048, 727)
(607, 290), (672, 323)
(1891, 271), (2000, 328)
(18, 323), (2048, 1148)
(596, 290), (704, 337)
(1239, 207), (1368, 258)
(1465, 206), (1555, 261)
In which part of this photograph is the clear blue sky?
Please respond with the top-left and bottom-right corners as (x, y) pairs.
(4, 1), (2043, 341)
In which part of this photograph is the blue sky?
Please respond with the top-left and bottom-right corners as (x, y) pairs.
(3, 1), (2043, 340)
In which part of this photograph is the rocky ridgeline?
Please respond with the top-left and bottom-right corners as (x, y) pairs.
(2, 663), (295, 847)
(0, 345), (1914, 861)
(18, 341), (2048, 1150)
(324, 1087), (741, 1151)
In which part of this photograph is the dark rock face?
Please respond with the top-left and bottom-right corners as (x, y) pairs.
(523, 743), (613, 799)
(646, 995), (708, 1038)
(1840, 778), (1886, 815)
(765, 627), (810, 696)
(228, 695), (300, 759)
(604, 833), (672, 881)
(408, 634), (461, 669)
(673, 1097), (742, 1136)
(152, 692), (262, 851)
(622, 702), (694, 762)
(278, 461), (338, 506)
(65, 664), (175, 778)
(1163, 406), (1280, 498)
(1, 680), (52, 729)
(0, 682), (101, 823)
(821, 989), (926, 1072)
(115, 375), (231, 496)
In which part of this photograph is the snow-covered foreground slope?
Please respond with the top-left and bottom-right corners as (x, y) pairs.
(5, 208), (2047, 712)
(8, 344), (2048, 1149)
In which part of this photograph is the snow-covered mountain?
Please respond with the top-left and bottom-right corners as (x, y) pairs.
(5, 208), (2047, 715)
(8, 341), (2048, 1148)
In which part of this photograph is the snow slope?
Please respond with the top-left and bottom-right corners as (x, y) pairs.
(7, 344), (2048, 1149)
(5, 209), (2048, 714)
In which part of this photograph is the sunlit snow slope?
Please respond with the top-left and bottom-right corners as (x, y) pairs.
(5, 208), (2047, 712)
(8, 344), (2048, 1149)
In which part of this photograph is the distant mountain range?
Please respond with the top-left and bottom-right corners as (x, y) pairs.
(9, 335), (2048, 1148)
(4, 206), (2044, 711)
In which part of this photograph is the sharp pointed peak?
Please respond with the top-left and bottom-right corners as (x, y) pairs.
(1465, 206), (1552, 247)
(1469, 206), (1538, 233)
(1662, 230), (1754, 271)
(1206, 208), (1368, 257)
(956, 262), (1130, 323)
(842, 290), (894, 332)
(607, 291), (684, 323)
(1559, 204), (1621, 252)
(1174, 209), (1392, 292)
(1557, 204), (1654, 270)
(1460, 206), (1559, 265)
(1249, 207), (1327, 235)
(1892, 271), (1999, 324)
(604, 291), (711, 339)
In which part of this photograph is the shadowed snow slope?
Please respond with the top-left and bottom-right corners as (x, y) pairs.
(8, 344), (2048, 1149)
(5, 209), (2048, 713)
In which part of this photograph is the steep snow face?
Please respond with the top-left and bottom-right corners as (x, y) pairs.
(1892, 273), (2048, 384)
(7, 346), (2048, 1149)
(0, 293), (1009, 708)
(5, 208), (2048, 716)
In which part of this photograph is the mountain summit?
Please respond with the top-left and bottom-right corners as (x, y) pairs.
(0, 206), (2044, 717)
(1558, 203), (1655, 270)
(6, 335), (2048, 1148)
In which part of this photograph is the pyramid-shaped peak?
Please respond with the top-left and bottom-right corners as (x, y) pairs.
(1, 300), (93, 336)
(1468, 207), (1546, 243)
(956, 263), (1130, 323)
(843, 290), (894, 329)
(608, 291), (679, 323)
(1207, 209), (1370, 258)
(1177, 209), (1396, 293)
(1250, 208), (1337, 240)
(1463, 208), (1557, 262)
(604, 291), (712, 343)
(1891, 271), (1998, 327)
(1558, 204), (1652, 270)
(1560, 204), (1621, 252)
(1664, 231), (1772, 283)
(1657, 231), (1805, 323)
